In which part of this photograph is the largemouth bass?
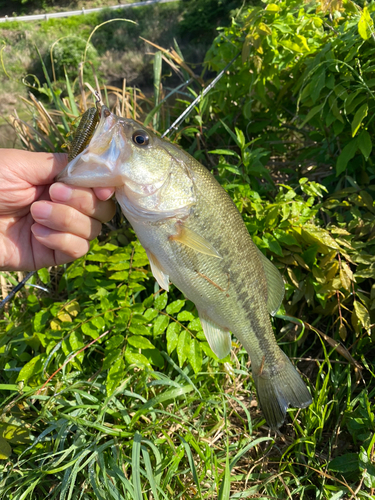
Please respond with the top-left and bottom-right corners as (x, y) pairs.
(57, 105), (312, 429)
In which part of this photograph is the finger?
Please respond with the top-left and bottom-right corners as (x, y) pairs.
(4, 149), (68, 186)
(30, 201), (102, 240)
(31, 224), (91, 264)
(49, 183), (116, 222)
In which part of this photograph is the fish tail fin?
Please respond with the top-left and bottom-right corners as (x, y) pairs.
(252, 350), (312, 429)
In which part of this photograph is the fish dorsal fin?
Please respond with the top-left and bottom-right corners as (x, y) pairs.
(170, 224), (222, 259)
(146, 249), (170, 291)
(256, 247), (285, 316)
(197, 309), (231, 359)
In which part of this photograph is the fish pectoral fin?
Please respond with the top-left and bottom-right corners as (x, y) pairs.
(256, 247), (285, 316)
(252, 350), (312, 429)
(198, 310), (231, 359)
(145, 249), (170, 291)
(169, 224), (222, 259)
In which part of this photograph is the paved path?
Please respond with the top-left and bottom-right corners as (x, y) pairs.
(0, 0), (179, 23)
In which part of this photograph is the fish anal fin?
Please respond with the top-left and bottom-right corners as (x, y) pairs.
(146, 249), (169, 291)
(198, 309), (231, 359)
(256, 247), (285, 316)
(169, 223), (222, 259)
(252, 350), (312, 429)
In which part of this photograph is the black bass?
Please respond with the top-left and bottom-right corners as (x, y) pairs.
(57, 105), (312, 428)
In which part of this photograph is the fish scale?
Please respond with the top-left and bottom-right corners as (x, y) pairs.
(57, 105), (312, 429)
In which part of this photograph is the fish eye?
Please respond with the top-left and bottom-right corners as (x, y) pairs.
(132, 130), (149, 146)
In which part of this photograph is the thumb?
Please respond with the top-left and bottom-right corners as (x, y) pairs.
(5, 150), (68, 186)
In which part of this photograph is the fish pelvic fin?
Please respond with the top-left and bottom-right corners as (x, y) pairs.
(197, 309), (231, 359)
(145, 249), (170, 291)
(252, 350), (312, 430)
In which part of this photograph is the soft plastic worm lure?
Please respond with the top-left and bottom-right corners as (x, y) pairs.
(68, 105), (100, 161)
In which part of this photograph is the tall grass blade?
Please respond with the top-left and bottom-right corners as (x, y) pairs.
(132, 432), (143, 500)
(111, 463), (136, 497)
(179, 436), (202, 498)
(88, 463), (106, 500)
(34, 46), (70, 132)
(153, 51), (162, 131)
(141, 446), (160, 500)
(218, 452), (231, 500)
(229, 437), (273, 471)
(64, 69), (79, 117)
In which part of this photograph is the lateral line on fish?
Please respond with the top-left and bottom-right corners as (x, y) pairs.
(195, 271), (230, 292)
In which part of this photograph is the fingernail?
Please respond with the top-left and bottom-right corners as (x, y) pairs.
(31, 224), (52, 238)
(31, 202), (52, 220)
(50, 182), (73, 202)
(94, 187), (115, 201)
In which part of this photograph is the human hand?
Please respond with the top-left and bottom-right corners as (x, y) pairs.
(0, 149), (116, 271)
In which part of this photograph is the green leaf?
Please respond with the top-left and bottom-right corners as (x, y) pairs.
(359, 447), (375, 488)
(142, 348), (164, 368)
(91, 316), (105, 331)
(0, 437), (12, 460)
(266, 3), (280, 12)
(274, 230), (299, 247)
(358, 7), (374, 41)
(37, 267), (50, 284)
(154, 292), (168, 310)
(81, 321), (100, 339)
(0, 437), (11, 460)
(188, 339), (202, 374)
(166, 322), (180, 354)
(153, 315), (169, 336)
(166, 300), (185, 315)
(302, 225), (340, 251)
(209, 149), (240, 158)
(33, 310), (50, 332)
(311, 69), (326, 104)
(106, 357), (125, 396)
(177, 311), (195, 322)
(143, 308), (159, 321)
(177, 330), (190, 366)
(358, 130), (372, 160)
(351, 103), (368, 137)
(103, 348), (122, 370)
(328, 453), (359, 474)
(125, 349), (151, 369)
(354, 301), (371, 330)
(235, 127), (246, 149)
(62, 331), (84, 364)
(336, 139), (358, 176)
(109, 271), (129, 281)
(105, 335), (125, 351)
(131, 313), (148, 325)
(128, 336), (155, 350)
(16, 354), (44, 383)
(188, 317), (203, 331)
(262, 233), (283, 256)
(129, 324), (152, 336)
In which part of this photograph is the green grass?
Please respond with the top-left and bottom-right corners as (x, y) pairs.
(0, 335), (373, 499)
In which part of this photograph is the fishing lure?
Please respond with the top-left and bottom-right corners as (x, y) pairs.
(68, 105), (100, 161)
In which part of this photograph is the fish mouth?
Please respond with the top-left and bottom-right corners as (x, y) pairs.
(56, 106), (130, 188)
